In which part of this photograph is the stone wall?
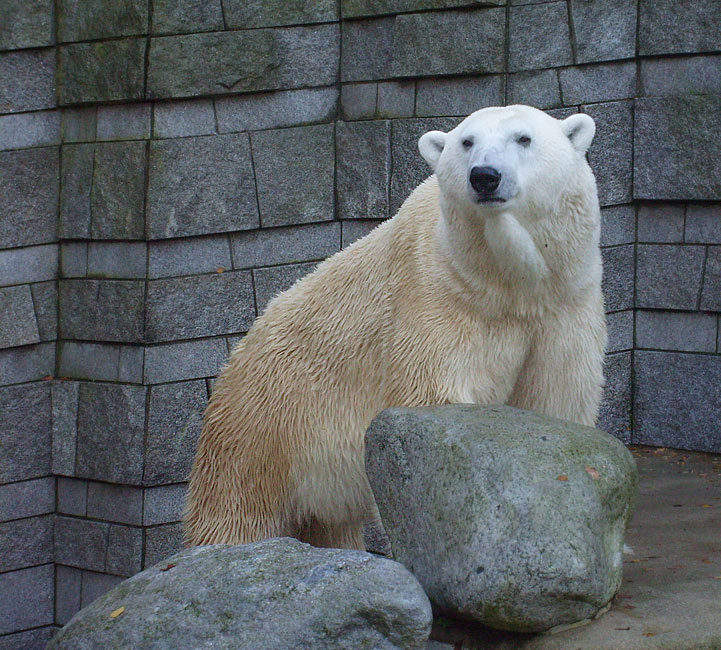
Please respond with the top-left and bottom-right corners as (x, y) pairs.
(0, 0), (720, 644)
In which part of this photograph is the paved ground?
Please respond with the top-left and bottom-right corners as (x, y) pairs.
(427, 446), (721, 650)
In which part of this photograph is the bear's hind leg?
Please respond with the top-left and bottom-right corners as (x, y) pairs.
(296, 516), (366, 551)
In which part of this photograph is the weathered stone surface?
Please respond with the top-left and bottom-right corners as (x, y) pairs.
(252, 125), (335, 227)
(700, 246), (721, 311)
(0, 110), (60, 151)
(148, 235), (231, 278)
(143, 484), (187, 526)
(571, 0), (637, 64)
(377, 81), (415, 118)
(0, 286), (40, 349)
(0, 49), (55, 114)
(416, 75), (504, 117)
(391, 9), (506, 78)
(342, 219), (384, 247)
(58, 39), (146, 104)
(216, 87), (338, 133)
(0, 477), (54, 523)
(57, 477), (87, 517)
(341, 82), (378, 120)
(636, 244), (706, 310)
(80, 572), (124, 608)
(87, 242), (146, 279)
(0, 343), (54, 385)
(31, 281), (58, 341)
(337, 120), (390, 221)
(76, 383), (146, 484)
(59, 280), (145, 342)
(634, 96), (721, 200)
(342, 0), (503, 18)
(153, 99), (215, 138)
(144, 380), (207, 485)
(0, 515), (53, 572)
(636, 310), (717, 353)
(57, 0), (147, 41)
(106, 525), (143, 576)
(253, 262), (318, 313)
(52, 381), (79, 476)
(507, 70), (561, 110)
(58, 144), (93, 238)
(61, 107), (96, 143)
(0, 147), (58, 248)
(147, 26), (339, 99)
(637, 203), (684, 243)
(685, 204), (721, 243)
(0, 0), (54, 50)
(146, 272), (255, 342)
(635, 351), (721, 452)
(509, 2), (573, 72)
(366, 405), (637, 632)
(56, 566), (82, 626)
(224, 0), (337, 28)
(560, 62), (636, 105)
(144, 523), (184, 568)
(0, 625), (55, 650)
(144, 338), (227, 384)
(639, 0), (721, 56)
(390, 117), (459, 213)
(0, 383), (51, 483)
(152, 0), (223, 34)
(584, 101), (633, 206)
(231, 222), (340, 269)
(96, 103), (151, 141)
(606, 309), (633, 353)
(0, 564), (53, 635)
(50, 539), (433, 650)
(602, 245), (634, 313)
(60, 242), (87, 278)
(54, 516), (108, 572)
(341, 17), (398, 82)
(641, 55), (721, 98)
(87, 483), (142, 526)
(147, 134), (258, 239)
(600, 205), (634, 247)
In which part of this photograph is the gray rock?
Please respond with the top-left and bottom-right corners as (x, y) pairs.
(87, 483), (143, 526)
(148, 235), (232, 279)
(341, 82), (378, 120)
(0, 383), (51, 483)
(570, 0), (637, 64)
(377, 81), (416, 118)
(0, 110), (60, 151)
(685, 204), (721, 244)
(147, 26), (339, 99)
(342, 220), (384, 248)
(50, 539), (432, 650)
(57, 0), (148, 41)
(584, 101), (633, 207)
(700, 246), (721, 311)
(337, 120), (391, 221)
(223, 0), (337, 28)
(59, 280), (145, 343)
(0, 286), (40, 349)
(601, 244), (634, 313)
(231, 222), (340, 269)
(636, 310), (718, 353)
(216, 87), (338, 133)
(416, 75), (504, 117)
(0, 515), (53, 572)
(75, 382), (146, 484)
(58, 39), (146, 104)
(0, 477), (54, 523)
(143, 523), (184, 567)
(153, 99), (215, 138)
(509, 2), (573, 72)
(96, 103), (151, 141)
(606, 309), (633, 353)
(146, 134), (259, 239)
(640, 55), (721, 97)
(0, 49), (55, 113)
(366, 405), (637, 632)
(636, 244), (706, 310)
(144, 338), (227, 384)
(634, 351), (721, 453)
(145, 272), (255, 342)
(599, 205), (634, 247)
(151, 0), (223, 35)
(31, 281), (58, 341)
(0, 147), (58, 248)
(52, 381), (79, 476)
(559, 62), (636, 106)
(639, 0), (721, 56)
(143, 484), (187, 526)
(144, 380), (207, 485)
(0, 564), (53, 635)
(57, 477), (87, 517)
(392, 9), (506, 78)
(0, 0), (54, 50)
(637, 203), (685, 243)
(251, 124), (335, 228)
(341, 18), (395, 82)
(634, 96), (721, 201)
(507, 70), (562, 110)
(253, 262), (318, 313)
(342, 0), (503, 18)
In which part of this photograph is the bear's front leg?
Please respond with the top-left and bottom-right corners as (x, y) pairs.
(508, 298), (606, 427)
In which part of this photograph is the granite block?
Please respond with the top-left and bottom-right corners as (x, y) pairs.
(31, 281), (58, 342)
(151, 0), (223, 35)
(637, 203), (685, 243)
(0, 627), (56, 650)
(61, 106), (97, 143)
(143, 338), (227, 384)
(0, 515), (53, 572)
(153, 99), (216, 138)
(0, 110), (60, 150)
(509, 2), (572, 72)
(0, 285), (40, 349)
(52, 381), (79, 477)
(416, 75), (504, 117)
(54, 516), (108, 572)
(341, 220), (384, 248)
(0, 49), (55, 114)
(636, 310), (717, 352)
(0, 343), (54, 385)
(0, 477), (54, 523)
(606, 309), (633, 353)
(700, 246), (721, 312)
(570, 0), (637, 64)
(340, 83), (377, 120)
(96, 103), (151, 141)
(253, 262), (318, 313)
(685, 204), (721, 244)
(559, 62), (636, 105)
(57, 477), (87, 517)
(0, 564), (53, 635)
(636, 244), (706, 310)
(223, 0), (337, 28)
(597, 351), (632, 443)
(143, 523), (184, 568)
(58, 341), (143, 383)
(641, 55), (721, 97)
(87, 242), (147, 279)
(377, 81), (415, 118)
(342, 0), (503, 18)
(0, 0), (54, 50)
(80, 571), (124, 608)
(57, 0), (148, 41)
(106, 524), (143, 575)
(148, 235), (232, 278)
(507, 69), (561, 109)
(143, 484), (187, 526)
(340, 17), (395, 82)
(601, 244), (634, 312)
(639, 0), (721, 56)
(600, 205), (635, 247)
(55, 565), (81, 626)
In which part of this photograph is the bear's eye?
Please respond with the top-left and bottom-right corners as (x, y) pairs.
(462, 138), (473, 149)
(517, 135), (532, 146)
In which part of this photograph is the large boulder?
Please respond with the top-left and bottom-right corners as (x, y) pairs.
(48, 537), (433, 650)
(365, 405), (637, 633)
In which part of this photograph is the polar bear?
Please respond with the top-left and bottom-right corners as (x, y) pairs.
(184, 105), (606, 550)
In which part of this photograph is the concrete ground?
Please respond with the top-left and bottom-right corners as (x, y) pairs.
(427, 446), (721, 650)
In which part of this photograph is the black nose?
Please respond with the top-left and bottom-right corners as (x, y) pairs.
(470, 166), (502, 194)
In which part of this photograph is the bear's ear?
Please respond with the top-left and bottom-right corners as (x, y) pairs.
(561, 113), (596, 153)
(418, 130), (447, 171)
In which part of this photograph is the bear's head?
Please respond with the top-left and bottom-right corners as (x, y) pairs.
(418, 105), (596, 219)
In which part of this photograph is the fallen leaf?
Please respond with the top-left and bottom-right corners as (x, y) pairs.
(41, 375), (53, 381)
(643, 632), (658, 637)
(700, 558), (713, 564)
(585, 467), (600, 480)
(702, 504), (712, 508)
(216, 267), (225, 273)
(110, 606), (125, 619)
(557, 475), (569, 482)
(160, 563), (176, 572)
